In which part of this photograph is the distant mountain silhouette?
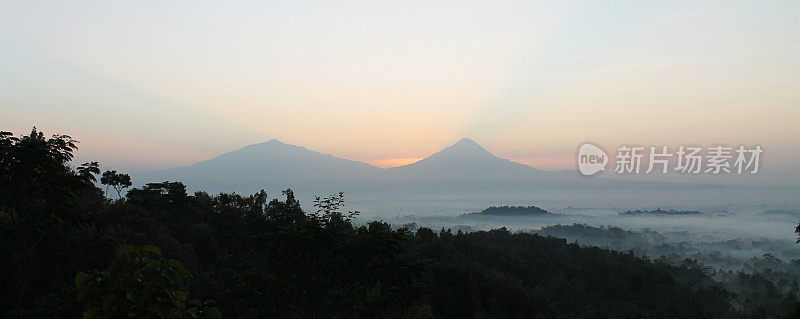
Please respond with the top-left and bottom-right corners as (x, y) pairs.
(137, 138), (657, 195)
(137, 139), (383, 195)
(462, 205), (555, 217)
(387, 138), (545, 181)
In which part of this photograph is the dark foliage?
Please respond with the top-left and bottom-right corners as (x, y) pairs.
(467, 205), (553, 216)
(100, 170), (132, 199)
(1, 128), (793, 318)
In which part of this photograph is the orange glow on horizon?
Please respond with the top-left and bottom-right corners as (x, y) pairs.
(367, 157), (424, 168)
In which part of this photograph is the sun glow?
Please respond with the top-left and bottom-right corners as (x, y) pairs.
(367, 157), (424, 168)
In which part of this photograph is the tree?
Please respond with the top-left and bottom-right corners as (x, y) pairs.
(75, 245), (220, 319)
(783, 300), (800, 319)
(313, 191), (359, 223)
(0, 128), (100, 318)
(100, 170), (133, 199)
(77, 162), (101, 184)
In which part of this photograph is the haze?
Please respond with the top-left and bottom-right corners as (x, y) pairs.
(1, 0), (799, 186)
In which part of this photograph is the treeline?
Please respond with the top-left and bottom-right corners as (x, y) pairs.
(0, 128), (791, 318)
(537, 223), (800, 317)
(467, 205), (553, 216)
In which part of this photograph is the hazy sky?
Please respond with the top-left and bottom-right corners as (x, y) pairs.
(1, 1), (799, 185)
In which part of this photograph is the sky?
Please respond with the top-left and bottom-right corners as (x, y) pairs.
(1, 0), (799, 185)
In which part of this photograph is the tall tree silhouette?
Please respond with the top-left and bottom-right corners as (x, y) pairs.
(100, 170), (132, 199)
(0, 128), (100, 318)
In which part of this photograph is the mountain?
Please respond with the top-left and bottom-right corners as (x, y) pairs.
(387, 138), (546, 180)
(137, 137), (655, 196)
(136, 139), (383, 195)
(381, 138), (613, 193)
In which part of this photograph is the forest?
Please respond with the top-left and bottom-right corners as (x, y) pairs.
(535, 224), (800, 317)
(465, 205), (554, 216)
(1, 128), (799, 318)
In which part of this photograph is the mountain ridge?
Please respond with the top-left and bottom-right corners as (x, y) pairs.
(135, 137), (654, 195)
(199, 137), (545, 172)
